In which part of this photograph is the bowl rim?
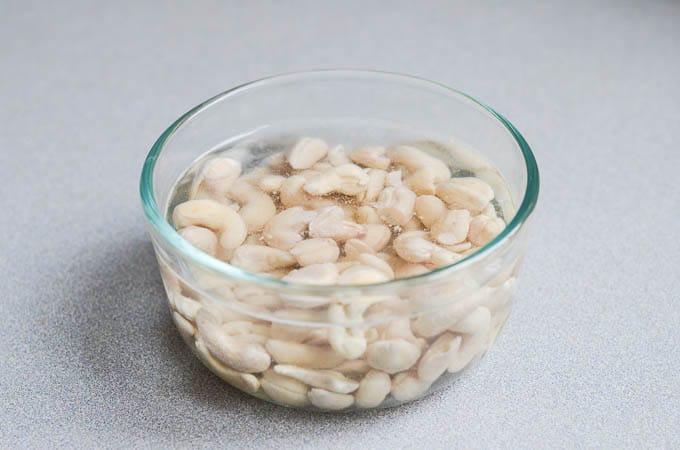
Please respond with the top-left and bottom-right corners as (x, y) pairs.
(140, 69), (539, 292)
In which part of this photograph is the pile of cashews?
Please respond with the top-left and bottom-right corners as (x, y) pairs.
(163, 137), (517, 410)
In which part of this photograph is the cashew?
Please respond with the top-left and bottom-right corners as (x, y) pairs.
(430, 209), (471, 246)
(386, 145), (450, 182)
(257, 174), (286, 193)
(308, 388), (354, 410)
(263, 207), (316, 250)
(391, 371), (431, 402)
(344, 238), (375, 259)
(308, 206), (364, 242)
(355, 205), (383, 224)
(415, 195), (446, 228)
(468, 215), (505, 246)
(284, 262), (338, 284)
(230, 245), (296, 273)
(338, 265), (391, 285)
(270, 309), (328, 343)
(332, 359), (371, 379)
(195, 308), (270, 373)
(481, 202), (498, 218)
(411, 287), (489, 337)
(261, 369), (310, 407)
(265, 339), (345, 369)
(273, 365), (359, 394)
(401, 216), (424, 232)
(358, 224), (391, 252)
(326, 145), (351, 166)
(178, 226), (218, 256)
(289, 238), (340, 266)
(328, 303), (367, 359)
(436, 177), (495, 214)
(227, 181), (277, 232)
(417, 333), (462, 382)
(405, 166), (439, 195)
(354, 370), (391, 408)
(304, 163), (370, 196)
(171, 292), (201, 322)
(374, 185), (417, 226)
(349, 146), (390, 170)
(365, 338), (421, 374)
(357, 169), (387, 203)
(173, 199), (247, 251)
(385, 170), (403, 187)
(448, 306), (491, 373)
(444, 241), (473, 253)
(172, 311), (195, 339)
(394, 262), (429, 279)
(190, 157), (242, 199)
(356, 253), (395, 279)
(280, 175), (314, 208)
(311, 161), (333, 171)
(393, 231), (461, 267)
(287, 137), (329, 169)
(233, 286), (282, 308)
(195, 339), (260, 394)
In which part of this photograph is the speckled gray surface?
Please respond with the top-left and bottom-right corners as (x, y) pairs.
(2, 0), (679, 448)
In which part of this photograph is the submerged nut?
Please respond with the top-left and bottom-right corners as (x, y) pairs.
(228, 180), (277, 232)
(287, 137), (329, 169)
(261, 369), (310, 407)
(448, 306), (491, 373)
(263, 207), (317, 250)
(308, 388), (354, 410)
(430, 209), (471, 245)
(230, 245), (296, 272)
(309, 206), (364, 242)
(178, 226), (218, 256)
(468, 215), (505, 246)
(273, 365), (359, 394)
(191, 157), (242, 198)
(415, 195), (447, 228)
(417, 332), (462, 382)
(195, 308), (270, 373)
(436, 177), (495, 214)
(266, 339), (345, 369)
(173, 199), (247, 251)
(354, 370), (391, 408)
(289, 238), (340, 266)
(374, 185), (417, 226)
(304, 163), (370, 196)
(349, 146), (390, 170)
(365, 338), (421, 374)
(386, 145), (450, 182)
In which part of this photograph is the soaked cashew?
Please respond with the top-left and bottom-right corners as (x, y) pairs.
(344, 239), (376, 259)
(393, 231), (461, 267)
(308, 388), (354, 410)
(430, 209), (471, 246)
(261, 370), (310, 407)
(386, 145), (450, 182)
(273, 365), (359, 394)
(436, 177), (495, 214)
(391, 371), (431, 402)
(358, 224), (391, 252)
(304, 163), (370, 196)
(468, 215), (505, 246)
(266, 339), (345, 369)
(326, 145), (351, 166)
(173, 199), (247, 251)
(448, 306), (491, 372)
(195, 339), (260, 394)
(257, 174), (286, 193)
(417, 333), (462, 382)
(289, 238), (340, 266)
(338, 265), (391, 285)
(415, 195), (447, 228)
(357, 169), (387, 203)
(230, 245), (296, 272)
(228, 180), (277, 232)
(328, 303), (367, 359)
(349, 146), (390, 170)
(354, 370), (391, 408)
(191, 157), (242, 198)
(308, 206), (364, 242)
(195, 308), (270, 373)
(374, 185), (417, 226)
(287, 137), (329, 169)
(365, 339), (421, 374)
(178, 226), (218, 256)
(355, 205), (383, 224)
(263, 207), (316, 250)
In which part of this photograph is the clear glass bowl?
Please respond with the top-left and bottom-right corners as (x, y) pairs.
(140, 70), (539, 411)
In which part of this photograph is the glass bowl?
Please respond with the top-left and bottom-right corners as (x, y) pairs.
(140, 70), (539, 411)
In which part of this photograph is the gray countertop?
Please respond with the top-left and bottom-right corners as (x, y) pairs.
(2, 0), (679, 448)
